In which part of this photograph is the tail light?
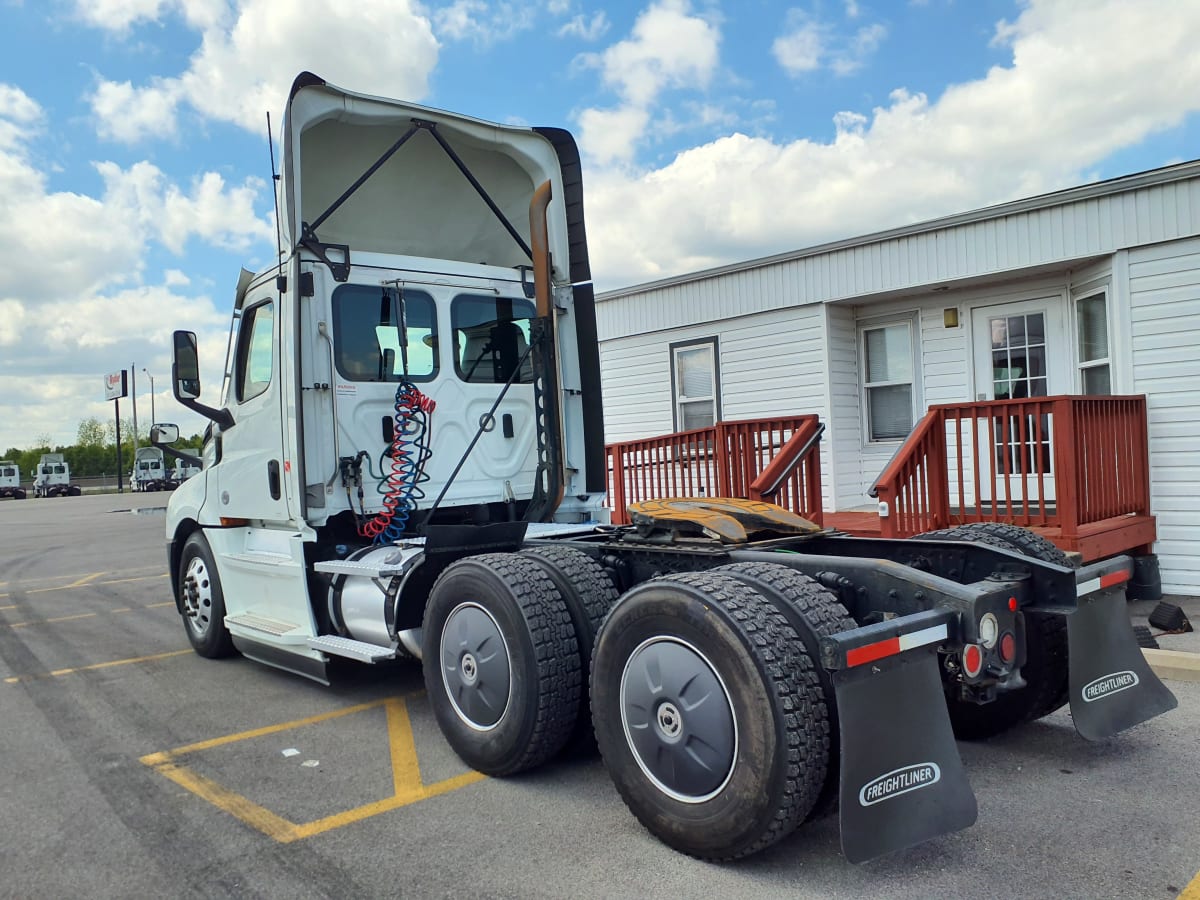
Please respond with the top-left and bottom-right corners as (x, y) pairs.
(962, 643), (984, 678)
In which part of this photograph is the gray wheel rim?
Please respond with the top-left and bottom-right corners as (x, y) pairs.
(181, 555), (215, 640)
(620, 636), (738, 804)
(440, 602), (512, 731)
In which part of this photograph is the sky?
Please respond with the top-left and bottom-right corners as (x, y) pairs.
(1, 0), (1199, 451)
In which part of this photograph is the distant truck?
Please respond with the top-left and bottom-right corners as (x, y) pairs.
(0, 460), (25, 499)
(32, 453), (81, 497)
(131, 446), (175, 492)
(171, 461), (201, 483)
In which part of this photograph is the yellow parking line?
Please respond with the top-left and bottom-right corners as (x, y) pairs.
(1179, 870), (1200, 899)
(10, 612), (97, 628)
(141, 696), (485, 843)
(65, 572), (105, 588)
(4, 649), (193, 684)
(0, 572), (168, 599)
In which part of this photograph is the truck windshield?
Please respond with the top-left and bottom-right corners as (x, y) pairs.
(332, 285), (437, 382)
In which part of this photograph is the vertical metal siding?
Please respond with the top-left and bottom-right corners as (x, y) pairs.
(1128, 235), (1200, 594)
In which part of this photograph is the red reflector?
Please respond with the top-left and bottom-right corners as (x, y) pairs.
(1100, 570), (1129, 589)
(962, 643), (983, 677)
(846, 636), (901, 668)
(999, 632), (1016, 663)
(1008, 597), (1018, 612)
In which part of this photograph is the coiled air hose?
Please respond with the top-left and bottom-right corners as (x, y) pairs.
(357, 380), (435, 544)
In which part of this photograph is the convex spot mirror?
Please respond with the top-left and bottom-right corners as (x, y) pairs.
(173, 330), (201, 400)
(150, 423), (179, 445)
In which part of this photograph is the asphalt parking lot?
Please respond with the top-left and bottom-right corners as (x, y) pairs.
(1, 492), (1198, 899)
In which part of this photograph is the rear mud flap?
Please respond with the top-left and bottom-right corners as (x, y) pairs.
(833, 650), (977, 864)
(1067, 590), (1177, 740)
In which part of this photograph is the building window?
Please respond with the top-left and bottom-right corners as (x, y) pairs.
(861, 318), (915, 442)
(1076, 291), (1111, 394)
(670, 338), (720, 432)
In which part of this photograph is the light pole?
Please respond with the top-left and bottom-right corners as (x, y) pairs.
(130, 363), (139, 454)
(143, 367), (156, 425)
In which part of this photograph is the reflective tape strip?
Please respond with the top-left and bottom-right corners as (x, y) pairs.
(845, 623), (949, 668)
(1076, 569), (1130, 598)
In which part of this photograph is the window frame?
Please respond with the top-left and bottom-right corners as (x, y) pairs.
(668, 336), (721, 433)
(450, 293), (537, 385)
(1074, 287), (1112, 396)
(859, 313), (920, 445)
(234, 298), (275, 404)
(331, 285), (440, 383)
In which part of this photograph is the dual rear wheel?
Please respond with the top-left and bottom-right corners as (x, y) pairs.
(422, 556), (845, 860)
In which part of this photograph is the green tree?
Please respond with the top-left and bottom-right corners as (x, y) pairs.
(77, 417), (107, 447)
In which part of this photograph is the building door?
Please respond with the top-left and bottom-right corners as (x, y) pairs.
(969, 297), (1070, 510)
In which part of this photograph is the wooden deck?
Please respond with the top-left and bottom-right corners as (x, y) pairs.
(825, 510), (1156, 563)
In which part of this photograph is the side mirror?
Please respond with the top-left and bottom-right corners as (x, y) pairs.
(151, 423), (180, 445)
(173, 330), (201, 400)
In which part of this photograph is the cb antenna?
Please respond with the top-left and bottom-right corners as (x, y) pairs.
(266, 111), (285, 290)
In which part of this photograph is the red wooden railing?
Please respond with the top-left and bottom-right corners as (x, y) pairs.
(607, 415), (824, 525)
(871, 395), (1151, 542)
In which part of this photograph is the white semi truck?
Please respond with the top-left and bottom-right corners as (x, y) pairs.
(32, 453), (81, 497)
(154, 72), (1175, 864)
(0, 460), (25, 499)
(130, 446), (173, 491)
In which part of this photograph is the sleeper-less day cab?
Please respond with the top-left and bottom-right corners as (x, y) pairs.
(154, 73), (1176, 864)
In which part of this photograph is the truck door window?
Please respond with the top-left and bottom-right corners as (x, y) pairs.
(332, 285), (438, 382)
(235, 300), (275, 402)
(451, 294), (535, 384)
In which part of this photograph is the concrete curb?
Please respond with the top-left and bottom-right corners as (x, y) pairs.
(1143, 648), (1200, 682)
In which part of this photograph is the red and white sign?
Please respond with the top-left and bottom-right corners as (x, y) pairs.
(104, 370), (128, 401)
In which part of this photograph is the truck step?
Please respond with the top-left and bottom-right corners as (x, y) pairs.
(225, 614), (303, 636)
(313, 559), (410, 578)
(307, 634), (397, 663)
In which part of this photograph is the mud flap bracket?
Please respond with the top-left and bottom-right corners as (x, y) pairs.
(823, 610), (977, 863)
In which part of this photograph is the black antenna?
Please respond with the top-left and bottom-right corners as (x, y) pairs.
(266, 111), (285, 289)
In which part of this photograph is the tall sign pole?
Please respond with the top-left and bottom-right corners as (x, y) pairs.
(104, 370), (128, 493)
(131, 363), (139, 455)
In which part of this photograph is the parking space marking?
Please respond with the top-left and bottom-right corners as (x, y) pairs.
(0, 566), (162, 590)
(1180, 870), (1200, 900)
(4, 649), (193, 684)
(141, 696), (485, 842)
(4, 600), (176, 629)
(0, 572), (168, 599)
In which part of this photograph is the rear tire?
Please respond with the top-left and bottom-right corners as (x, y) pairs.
(519, 545), (618, 749)
(68, 485), (81, 496)
(178, 532), (236, 659)
(715, 562), (851, 814)
(591, 572), (828, 860)
(422, 554), (581, 777)
(915, 524), (1074, 739)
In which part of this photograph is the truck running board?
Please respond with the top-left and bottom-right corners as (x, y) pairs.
(307, 635), (397, 663)
(822, 610), (977, 863)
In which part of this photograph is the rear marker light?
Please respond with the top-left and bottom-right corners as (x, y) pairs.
(962, 644), (984, 678)
(1008, 597), (1018, 612)
(999, 632), (1016, 663)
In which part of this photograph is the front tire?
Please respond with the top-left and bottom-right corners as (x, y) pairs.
(178, 532), (235, 658)
(422, 554), (581, 777)
(591, 572), (828, 860)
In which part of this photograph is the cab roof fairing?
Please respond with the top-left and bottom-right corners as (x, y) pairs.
(278, 73), (575, 283)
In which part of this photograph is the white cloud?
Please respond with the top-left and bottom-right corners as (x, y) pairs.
(773, 9), (887, 77)
(557, 11), (609, 41)
(584, 0), (1200, 290)
(772, 15), (824, 75)
(434, 0), (538, 44)
(575, 0), (721, 165)
(164, 269), (191, 286)
(845, 0), (861, 17)
(90, 79), (181, 144)
(831, 22), (887, 75)
(70, 0), (170, 31)
(87, 0), (439, 139)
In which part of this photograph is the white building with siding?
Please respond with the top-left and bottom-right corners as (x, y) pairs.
(595, 160), (1200, 594)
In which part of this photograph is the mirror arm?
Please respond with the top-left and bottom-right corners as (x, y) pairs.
(176, 396), (235, 431)
(151, 441), (203, 467)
